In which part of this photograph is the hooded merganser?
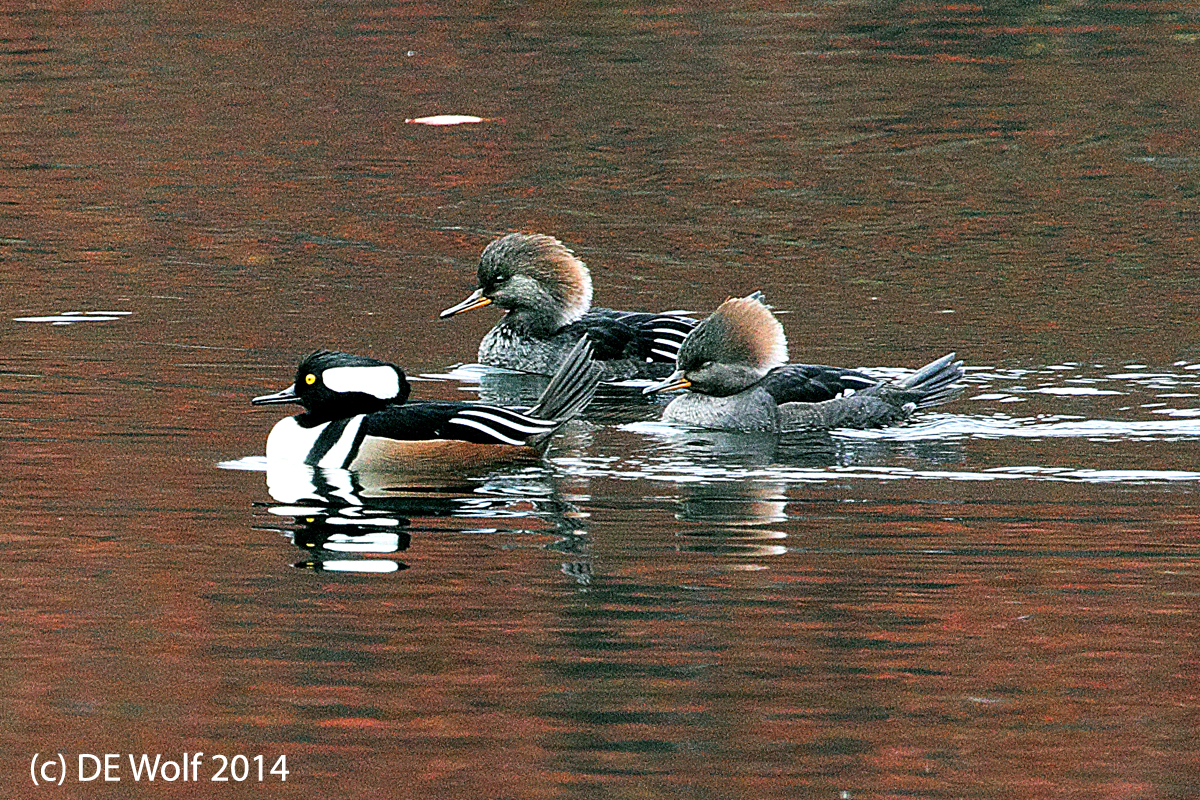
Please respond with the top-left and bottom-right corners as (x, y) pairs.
(643, 294), (964, 432)
(439, 232), (698, 380)
(253, 338), (602, 470)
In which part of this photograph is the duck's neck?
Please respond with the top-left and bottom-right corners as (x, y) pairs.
(297, 399), (395, 427)
(499, 304), (572, 337)
(691, 363), (771, 397)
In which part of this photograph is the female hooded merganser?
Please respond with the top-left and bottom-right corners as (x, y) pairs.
(253, 338), (602, 470)
(643, 294), (964, 432)
(440, 232), (698, 380)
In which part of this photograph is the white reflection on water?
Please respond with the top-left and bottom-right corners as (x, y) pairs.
(300, 560), (401, 573)
(1033, 387), (1123, 396)
(219, 456), (269, 471)
(556, 455), (1200, 485)
(555, 415), (1200, 485)
(622, 411), (1200, 444)
(835, 414), (1200, 442)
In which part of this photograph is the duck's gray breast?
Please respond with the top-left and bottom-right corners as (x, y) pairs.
(662, 387), (780, 432)
(478, 325), (569, 376)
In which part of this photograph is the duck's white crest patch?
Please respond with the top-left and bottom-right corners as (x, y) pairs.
(324, 366), (400, 399)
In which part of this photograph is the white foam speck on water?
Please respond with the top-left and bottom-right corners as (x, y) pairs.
(15, 310), (132, 325)
(218, 456), (268, 471)
(405, 115), (485, 125)
(1034, 387), (1123, 396)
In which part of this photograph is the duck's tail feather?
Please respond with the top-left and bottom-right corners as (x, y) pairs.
(894, 352), (965, 409)
(527, 337), (603, 427)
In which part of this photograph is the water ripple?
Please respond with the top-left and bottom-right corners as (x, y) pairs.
(554, 457), (1200, 486)
(837, 415), (1200, 442)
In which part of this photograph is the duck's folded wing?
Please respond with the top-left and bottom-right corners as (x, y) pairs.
(363, 402), (558, 447)
(569, 308), (698, 363)
(759, 364), (880, 404)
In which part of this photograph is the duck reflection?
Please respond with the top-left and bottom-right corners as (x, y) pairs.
(676, 481), (789, 526)
(639, 424), (843, 468)
(257, 460), (590, 579)
(673, 481), (791, 560)
(281, 507), (413, 574)
(635, 417), (968, 471)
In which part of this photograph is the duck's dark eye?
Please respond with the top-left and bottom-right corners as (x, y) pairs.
(304, 374), (317, 386)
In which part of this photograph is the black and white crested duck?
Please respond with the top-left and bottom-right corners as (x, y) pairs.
(643, 293), (964, 432)
(253, 338), (602, 470)
(440, 232), (697, 380)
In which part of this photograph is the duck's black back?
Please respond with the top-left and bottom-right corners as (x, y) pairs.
(759, 364), (880, 405)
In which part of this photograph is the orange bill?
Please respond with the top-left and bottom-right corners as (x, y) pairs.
(439, 288), (493, 318)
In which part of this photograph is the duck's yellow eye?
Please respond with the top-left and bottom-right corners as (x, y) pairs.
(304, 374), (317, 386)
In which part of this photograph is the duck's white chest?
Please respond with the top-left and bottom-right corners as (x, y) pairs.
(265, 415), (366, 468)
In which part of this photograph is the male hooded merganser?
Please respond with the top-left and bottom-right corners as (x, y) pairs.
(643, 294), (964, 432)
(253, 338), (602, 470)
(439, 232), (698, 380)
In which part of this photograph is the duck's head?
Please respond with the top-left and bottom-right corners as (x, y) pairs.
(440, 232), (593, 335)
(644, 293), (788, 397)
(253, 350), (411, 424)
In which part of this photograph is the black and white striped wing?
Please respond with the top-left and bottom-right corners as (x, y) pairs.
(639, 314), (697, 363)
(572, 308), (698, 365)
(361, 402), (561, 447)
(445, 405), (561, 446)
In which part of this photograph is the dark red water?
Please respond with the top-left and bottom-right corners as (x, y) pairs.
(3, 2), (1198, 798)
